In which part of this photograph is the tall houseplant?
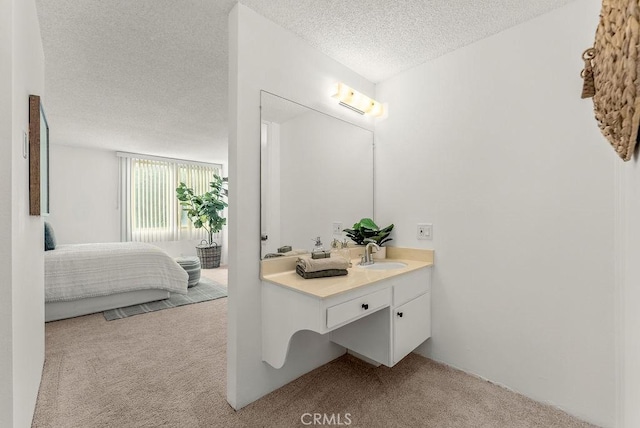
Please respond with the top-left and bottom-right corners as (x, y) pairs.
(176, 174), (228, 268)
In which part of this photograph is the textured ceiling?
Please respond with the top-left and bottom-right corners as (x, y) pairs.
(36, 0), (575, 162)
(36, 0), (236, 163)
(243, 0), (576, 83)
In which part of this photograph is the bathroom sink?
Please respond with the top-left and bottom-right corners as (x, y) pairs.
(357, 262), (407, 271)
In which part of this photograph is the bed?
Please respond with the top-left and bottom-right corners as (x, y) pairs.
(45, 242), (188, 322)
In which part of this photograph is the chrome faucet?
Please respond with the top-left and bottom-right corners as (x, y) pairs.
(361, 241), (380, 266)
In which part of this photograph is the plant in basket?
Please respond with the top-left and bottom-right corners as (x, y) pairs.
(176, 174), (228, 268)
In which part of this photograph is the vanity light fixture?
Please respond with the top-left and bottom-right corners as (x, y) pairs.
(332, 83), (384, 117)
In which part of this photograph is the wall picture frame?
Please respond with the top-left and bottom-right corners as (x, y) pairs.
(29, 94), (50, 216)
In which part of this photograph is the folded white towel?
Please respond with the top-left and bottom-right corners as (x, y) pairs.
(296, 254), (350, 273)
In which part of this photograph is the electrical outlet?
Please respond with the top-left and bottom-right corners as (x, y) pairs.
(332, 222), (343, 235)
(417, 223), (433, 240)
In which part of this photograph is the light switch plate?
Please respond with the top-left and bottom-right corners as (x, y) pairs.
(23, 131), (28, 159)
(332, 222), (343, 235)
(417, 223), (433, 240)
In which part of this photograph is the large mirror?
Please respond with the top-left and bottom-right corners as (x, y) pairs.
(260, 91), (374, 259)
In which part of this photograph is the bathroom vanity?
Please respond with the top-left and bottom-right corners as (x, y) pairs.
(258, 92), (432, 369)
(261, 247), (433, 369)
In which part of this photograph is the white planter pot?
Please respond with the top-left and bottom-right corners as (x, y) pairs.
(372, 246), (386, 260)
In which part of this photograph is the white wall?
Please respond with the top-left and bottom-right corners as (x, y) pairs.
(1, 0), (46, 426)
(48, 144), (120, 244)
(48, 144), (229, 264)
(618, 156), (640, 427)
(0, 1), (14, 425)
(375, 0), (614, 425)
(228, 3), (375, 409)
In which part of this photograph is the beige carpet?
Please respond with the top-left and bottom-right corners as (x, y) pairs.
(33, 293), (595, 428)
(199, 266), (228, 287)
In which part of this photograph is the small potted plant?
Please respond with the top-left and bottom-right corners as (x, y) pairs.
(343, 218), (394, 259)
(176, 174), (228, 268)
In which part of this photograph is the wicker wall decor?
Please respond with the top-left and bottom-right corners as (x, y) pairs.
(581, 0), (640, 161)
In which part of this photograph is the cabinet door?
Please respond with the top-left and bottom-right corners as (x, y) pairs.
(393, 292), (431, 366)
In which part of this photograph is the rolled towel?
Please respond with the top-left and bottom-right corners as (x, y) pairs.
(296, 254), (349, 273)
(296, 265), (348, 279)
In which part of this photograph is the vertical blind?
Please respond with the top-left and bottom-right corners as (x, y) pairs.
(118, 153), (222, 243)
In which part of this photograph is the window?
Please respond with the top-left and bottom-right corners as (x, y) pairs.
(118, 153), (222, 243)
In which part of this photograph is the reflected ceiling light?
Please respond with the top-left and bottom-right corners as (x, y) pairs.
(331, 83), (384, 117)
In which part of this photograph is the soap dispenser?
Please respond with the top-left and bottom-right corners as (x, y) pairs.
(311, 236), (324, 253)
(311, 236), (329, 259)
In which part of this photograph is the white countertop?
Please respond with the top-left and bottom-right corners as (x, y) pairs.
(261, 247), (434, 299)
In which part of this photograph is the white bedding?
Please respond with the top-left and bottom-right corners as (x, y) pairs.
(45, 242), (188, 302)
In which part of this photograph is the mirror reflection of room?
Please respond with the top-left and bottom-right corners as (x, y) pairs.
(260, 91), (373, 259)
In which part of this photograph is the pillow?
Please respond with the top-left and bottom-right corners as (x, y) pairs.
(44, 222), (56, 251)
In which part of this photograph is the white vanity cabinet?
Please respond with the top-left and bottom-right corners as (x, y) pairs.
(330, 267), (431, 367)
(261, 264), (432, 369)
(392, 291), (431, 365)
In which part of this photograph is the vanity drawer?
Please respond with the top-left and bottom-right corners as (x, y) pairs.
(326, 289), (390, 329)
(393, 270), (430, 307)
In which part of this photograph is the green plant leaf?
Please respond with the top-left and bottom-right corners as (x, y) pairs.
(175, 173), (228, 239)
(344, 219), (394, 246)
(379, 224), (394, 233)
(359, 218), (378, 230)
